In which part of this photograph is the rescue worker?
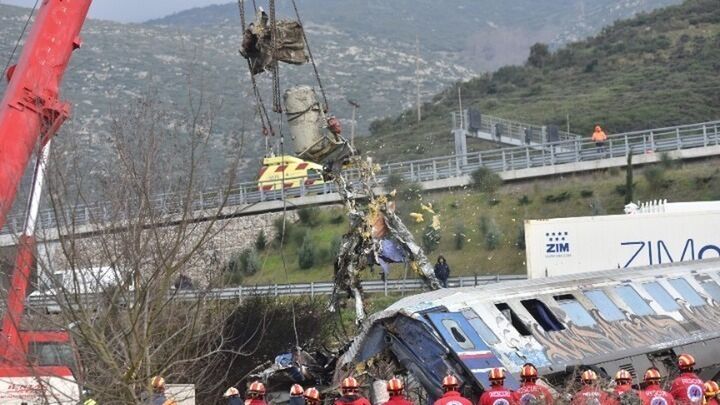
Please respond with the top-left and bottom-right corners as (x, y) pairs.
(246, 381), (268, 405)
(613, 369), (635, 399)
(591, 125), (608, 153)
(384, 377), (414, 405)
(572, 369), (613, 405)
(704, 381), (720, 405)
(224, 387), (242, 405)
(479, 368), (516, 405)
(334, 377), (371, 405)
(433, 374), (473, 405)
(290, 384), (305, 405)
(434, 256), (450, 288)
(83, 389), (98, 405)
(670, 354), (704, 404)
(148, 376), (177, 405)
(640, 368), (674, 405)
(513, 363), (553, 405)
(304, 388), (322, 405)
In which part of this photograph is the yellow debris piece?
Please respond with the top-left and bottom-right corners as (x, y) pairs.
(409, 213), (424, 223)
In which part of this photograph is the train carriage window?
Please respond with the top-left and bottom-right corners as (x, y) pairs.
(615, 285), (655, 316)
(465, 315), (501, 345)
(553, 294), (596, 327)
(495, 303), (532, 336)
(441, 319), (475, 350)
(701, 281), (720, 301)
(584, 290), (625, 321)
(643, 282), (679, 312)
(521, 299), (565, 332)
(668, 278), (705, 307)
(28, 342), (77, 370)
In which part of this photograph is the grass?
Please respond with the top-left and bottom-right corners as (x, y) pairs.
(237, 157), (720, 285)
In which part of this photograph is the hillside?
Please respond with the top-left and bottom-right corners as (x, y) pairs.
(364, 0), (720, 163)
(230, 157), (720, 285)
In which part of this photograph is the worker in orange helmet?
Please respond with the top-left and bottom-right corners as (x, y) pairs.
(670, 354), (704, 404)
(290, 384), (305, 405)
(383, 377), (414, 405)
(591, 125), (608, 153)
(147, 376), (178, 405)
(571, 369), (613, 405)
(478, 368), (516, 405)
(334, 377), (371, 405)
(304, 388), (322, 405)
(433, 374), (473, 405)
(612, 369), (636, 399)
(513, 363), (553, 405)
(704, 381), (720, 405)
(224, 387), (242, 405)
(246, 381), (268, 405)
(640, 368), (674, 405)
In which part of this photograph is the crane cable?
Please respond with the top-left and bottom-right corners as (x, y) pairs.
(2, 0), (40, 81)
(289, 0), (328, 112)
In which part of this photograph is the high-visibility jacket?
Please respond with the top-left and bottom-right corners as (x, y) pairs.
(478, 385), (516, 405)
(670, 372), (704, 403)
(383, 394), (415, 405)
(592, 128), (608, 142)
(433, 391), (473, 405)
(571, 385), (614, 404)
(245, 399), (268, 405)
(513, 381), (553, 405)
(334, 394), (372, 405)
(640, 384), (675, 405)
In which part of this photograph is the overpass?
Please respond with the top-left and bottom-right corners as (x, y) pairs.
(2, 119), (720, 246)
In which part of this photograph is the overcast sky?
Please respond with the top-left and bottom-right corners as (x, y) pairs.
(0, 0), (228, 23)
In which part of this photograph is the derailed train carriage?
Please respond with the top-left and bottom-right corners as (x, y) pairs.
(335, 259), (720, 400)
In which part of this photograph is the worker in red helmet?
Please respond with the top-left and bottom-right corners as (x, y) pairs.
(479, 368), (516, 405)
(246, 381), (268, 405)
(670, 354), (704, 404)
(334, 377), (371, 405)
(640, 368), (674, 405)
(704, 381), (720, 405)
(571, 370), (613, 405)
(612, 369), (636, 398)
(383, 377), (414, 405)
(290, 384), (305, 405)
(433, 374), (472, 405)
(513, 363), (553, 405)
(304, 388), (322, 405)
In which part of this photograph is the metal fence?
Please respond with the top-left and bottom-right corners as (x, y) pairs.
(3, 119), (720, 235)
(451, 110), (581, 144)
(25, 274), (527, 310)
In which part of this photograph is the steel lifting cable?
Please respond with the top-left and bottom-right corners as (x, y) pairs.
(2, 0), (40, 79)
(290, 0), (329, 111)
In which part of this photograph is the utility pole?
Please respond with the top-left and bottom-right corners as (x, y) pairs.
(348, 99), (360, 148)
(458, 87), (463, 129)
(566, 111), (571, 134)
(415, 36), (422, 123)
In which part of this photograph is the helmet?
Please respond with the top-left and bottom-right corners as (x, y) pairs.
(304, 387), (321, 403)
(489, 368), (505, 381)
(614, 369), (632, 383)
(290, 384), (304, 396)
(705, 381), (719, 397)
(520, 364), (538, 380)
(248, 381), (266, 396)
(387, 377), (404, 393)
(442, 374), (459, 388)
(644, 368), (662, 383)
(150, 376), (165, 392)
(581, 370), (598, 384)
(678, 354), (696, 370)
(341, 377), (360, 391)
(224, 387), (240, 398)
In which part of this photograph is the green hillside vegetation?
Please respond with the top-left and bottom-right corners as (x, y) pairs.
(225, 157), (720, 285)
(362, 0), (720, 163)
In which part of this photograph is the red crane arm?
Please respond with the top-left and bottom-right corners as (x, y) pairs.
(0, 0), (92, 231)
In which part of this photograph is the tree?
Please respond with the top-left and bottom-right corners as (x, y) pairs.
(255, 229), (267, 251)
(471, 167), (502, 194)
(298, 232), (316, 269)
(527, 43), (550, 68)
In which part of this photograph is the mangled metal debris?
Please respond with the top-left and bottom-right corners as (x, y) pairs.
(241, 8), (309, 75)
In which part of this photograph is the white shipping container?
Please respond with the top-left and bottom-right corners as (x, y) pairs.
(524, 210), (720, 278)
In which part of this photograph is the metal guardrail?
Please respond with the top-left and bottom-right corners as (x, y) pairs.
(3, 119), (720, 235)
(451, 110), (581, 144)
(25, 275), (527, 309)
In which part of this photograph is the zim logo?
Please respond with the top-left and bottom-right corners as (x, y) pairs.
(545, 232), (570, 256)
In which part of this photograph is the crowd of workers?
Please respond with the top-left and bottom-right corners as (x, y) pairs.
(215, 353), (717, 405)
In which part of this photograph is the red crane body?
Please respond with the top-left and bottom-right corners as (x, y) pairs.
(0, 0), (92, 400)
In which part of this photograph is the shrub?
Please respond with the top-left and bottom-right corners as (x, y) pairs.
(659, 152), (675, 170)
(273, 217), (295, 244)
(515, 225), (526, 250)
(485, 221), (502, 250)
(255, 230), (267, 251)
(330, 236), (343, 259)
(297, 207), (321, 227)
(479, 215), (490, 236)
(644, 166), (669, 191)
(384, 173), (405, 192)
(580, 190), (594, 198)
(454, 223), (466, 250)
(226, 248), (261, 279)
(471, 167), (503, 194)
(298, 232), (316, 269)
(518, 195), (531, 205)
(543, 191), (571, 203)
(399, 181), (424, 202)
(329, 213), (345, 224)
(422, 225), (441, 253)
